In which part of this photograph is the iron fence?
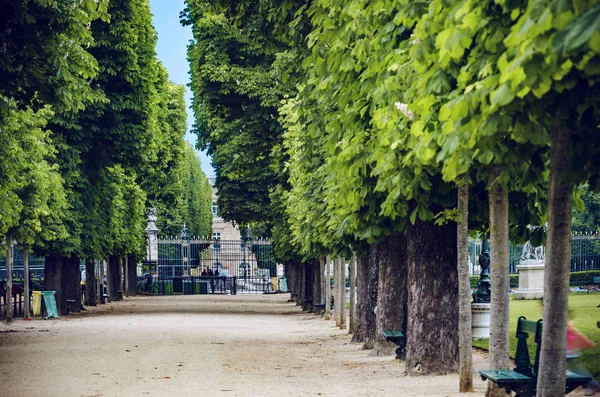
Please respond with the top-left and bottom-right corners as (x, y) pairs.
(143, 238), (277, 295)
(469, 232), (600, 275)
(0, 245), (45, 280)
(137, 275), (274, 295)
(156, 238), (276, 279)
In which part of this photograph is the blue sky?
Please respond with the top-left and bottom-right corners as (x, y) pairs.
(149, 0), (215, 176)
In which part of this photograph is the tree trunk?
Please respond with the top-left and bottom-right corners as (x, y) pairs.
(64, 254), (81, 313)
(537, 126), (573, 396)
(406, 218), (459, 375)
(303, 262), (314, 312)
(312, 259), (321, 314)
(349, 254), (356, 334)
(5, 237), (14, 322)
(324, 256), (331, 320)
(97, 260), (104, 304)
(108, 255), (120, 302)
(334, 257), (340, 326)
(127, 255), (137, 296)
(351, 254), (371, 343)
(334, 257), (342, 326)
(299, 261), (306, 308)
(353, 244), (380, 348)
(85, 258), (96, 306)
(23, 250), (31, 319)
(123, 257), (128, 297)
(457, 183), (474, 392)
(44, 255), (67, 314)
(372, 232), (408, 356)
(339, 257), (346, 329)
(486, 167), (510, 396)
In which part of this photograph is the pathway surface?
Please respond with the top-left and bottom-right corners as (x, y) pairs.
(0, 294), (589, 396)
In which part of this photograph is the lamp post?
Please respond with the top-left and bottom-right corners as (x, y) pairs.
(473, 238), (491, 303)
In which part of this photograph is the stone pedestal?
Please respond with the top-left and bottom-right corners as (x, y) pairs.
(472, 303), (491, 339)
(514, 259), (544, 300)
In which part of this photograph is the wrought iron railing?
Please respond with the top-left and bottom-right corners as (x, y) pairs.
(469, 232), (600, 275)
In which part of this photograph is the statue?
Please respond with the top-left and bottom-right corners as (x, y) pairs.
(520, 241), (545, 261)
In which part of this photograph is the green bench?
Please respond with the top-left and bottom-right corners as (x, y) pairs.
(480, 316), (591, 397)
(314, 302), (334, 315)
(383, 303), (408, 360)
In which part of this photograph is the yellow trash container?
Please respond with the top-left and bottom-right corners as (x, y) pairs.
(32, 291), (42, 316)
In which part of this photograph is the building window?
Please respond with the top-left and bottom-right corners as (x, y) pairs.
(212, 201), (217, 215)
(212, 232), (221, 240)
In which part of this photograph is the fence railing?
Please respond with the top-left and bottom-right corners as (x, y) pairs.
(469, 232), (600, 275)
(0, 245), (45, 280)
(156, 238), (276, 279)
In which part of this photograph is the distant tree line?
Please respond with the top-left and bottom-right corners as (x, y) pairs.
(1, 0), (212, 319)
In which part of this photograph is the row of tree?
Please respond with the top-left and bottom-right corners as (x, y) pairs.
(185, 0), (599, 395)
(1, 0), (212, 319)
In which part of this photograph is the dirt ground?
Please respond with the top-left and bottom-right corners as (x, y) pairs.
(0, 294), (590, 397)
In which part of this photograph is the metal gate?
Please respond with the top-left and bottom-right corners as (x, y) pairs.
(154, 238), (277, 295)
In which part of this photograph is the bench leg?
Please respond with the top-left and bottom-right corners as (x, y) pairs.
(395, 346), (405, 360)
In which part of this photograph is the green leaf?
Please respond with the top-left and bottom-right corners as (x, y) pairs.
(491, 84), (515, 108)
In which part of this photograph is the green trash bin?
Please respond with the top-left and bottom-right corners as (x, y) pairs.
(41, 291), (59, 319)
(166, 281), (173, 295)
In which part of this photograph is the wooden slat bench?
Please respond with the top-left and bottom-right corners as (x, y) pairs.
(480, 316), (591, 397)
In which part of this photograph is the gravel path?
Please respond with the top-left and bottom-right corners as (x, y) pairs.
(0, 294), (588, 396)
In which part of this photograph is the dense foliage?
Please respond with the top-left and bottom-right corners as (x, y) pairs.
(1, 0), (212, 263)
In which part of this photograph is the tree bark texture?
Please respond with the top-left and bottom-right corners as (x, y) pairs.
(339, 257), (346, 329)
(356, 244), (380, 348)
(457, 183), (474, 392)
(372, 232), (408, 356)
(352, 254), (370, 342)
(537, 126), (573, 397)
(23, 250), (31, 319)
(44, 254), (72, 315)
(127, 255), (137, 296)
(312, 259), (322, 314)
(304, 262), (314, 312)
(296, 262), (306, 310)
(123, 257), (129, 297)
(486, 167), (510, 397)
(349, 254), (356, 334)
(84, 259), (96, 306)
(108, 255), (121, 302)
(324, 256), (331, 320)
(64, 254), (81, 313)
(5, 238), (14, 322)
(406, 219), (459, 375)
(97, 260), (104, 304)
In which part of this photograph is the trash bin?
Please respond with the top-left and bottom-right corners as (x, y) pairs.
(183, 280), (193, 295)
(41, 291), (59, 319)
(198, 281), (208, 295)
(32, 291), (42, 316)
(173, 277), (183, 294)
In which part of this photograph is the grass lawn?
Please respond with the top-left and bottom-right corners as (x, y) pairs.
(472, 293), (600, 376)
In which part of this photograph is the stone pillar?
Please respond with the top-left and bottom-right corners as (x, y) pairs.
(472, 303), (491, 339)
(514, 260), (545, 299)
(146, 208), (159, 265)
(472, 238), (491, 339)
